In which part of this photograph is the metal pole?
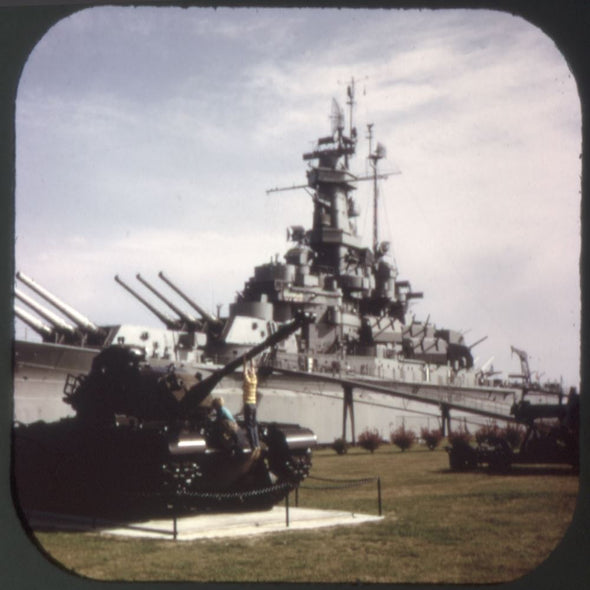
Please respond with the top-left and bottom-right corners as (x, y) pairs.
(285, 492), (290, 527)
(373, 156), (379, 253)
(342, 387), (348, 442)
(173, 513), (177, 541)
(295, 485), (299, 507)
(350, 389), (356, 446)
(377, 477), (382, 516)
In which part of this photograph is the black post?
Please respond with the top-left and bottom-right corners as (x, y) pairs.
(440, 403), (451, 437)
(342, 385), (356, 445)
(285, 492), (290, 527)
(377, 477), (382, 516)
(295, 485), (299, 507)
(173, 513), (177, 541)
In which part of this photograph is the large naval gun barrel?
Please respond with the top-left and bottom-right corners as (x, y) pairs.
(135, 273), (199, 329)
(114, 274), (177, 330)
(180, 310), (314, 415)
(16, 271), (103, 336)
(14, 306), (54, 340)
(15, 288), (77, 336)
(158, 271), (223, 330)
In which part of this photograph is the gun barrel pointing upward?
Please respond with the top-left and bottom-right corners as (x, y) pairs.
(136, 274), (198, 326)
(469, 335), (488, 350)
(114, 275), (177, 329)
(15, 288), (76, 334)
(16, 271), (101, 335)
(15, 306), (54, 339)
(158, 271), (222, 327)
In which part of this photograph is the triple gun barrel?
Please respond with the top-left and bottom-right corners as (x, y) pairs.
(15, 270), (221, 345)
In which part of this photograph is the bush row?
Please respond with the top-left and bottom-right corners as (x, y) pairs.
(333, 422), (525, 454)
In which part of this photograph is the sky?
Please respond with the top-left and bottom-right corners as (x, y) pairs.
(13, 6), (581, 388)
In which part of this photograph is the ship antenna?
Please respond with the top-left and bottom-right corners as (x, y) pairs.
(346, 78), (356, 137)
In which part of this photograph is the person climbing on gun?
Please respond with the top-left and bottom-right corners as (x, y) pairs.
(242, 358), (260, 454)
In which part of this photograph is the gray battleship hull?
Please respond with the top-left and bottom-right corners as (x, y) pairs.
(14, 340), (97, 423)
(13, 339), (519, 443)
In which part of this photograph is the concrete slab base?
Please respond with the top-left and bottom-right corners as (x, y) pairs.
(101, 507), (384, 541)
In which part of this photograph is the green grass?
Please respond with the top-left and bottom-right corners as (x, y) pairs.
(30, 445), (579, 583)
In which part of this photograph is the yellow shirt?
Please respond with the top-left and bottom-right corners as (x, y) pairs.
(243, 370), (257, 404)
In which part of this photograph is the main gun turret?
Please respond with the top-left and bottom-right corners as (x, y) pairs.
(136, 273), (201, 331)
(15, 271), (106, 346)
(15, 287), (77, 338)
(114, 272), (221, 335)
(115, 274), (179, 330)
(14, 306), (54, 340)
(158, 271), (224, 334)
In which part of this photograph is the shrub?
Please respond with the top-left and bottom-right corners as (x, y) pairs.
(420, 427), (443, 451)
(475, 422), (501, 445)
(502, 424), (525, 450)
(332, 437), (349, 455)
(358, 428), (382, 453)
(474, 423), (524, 450)
(390, 425), (417, 452)
(447, 425), (472, 446)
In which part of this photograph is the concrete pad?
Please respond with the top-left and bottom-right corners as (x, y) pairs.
(101, 507), (384, 541)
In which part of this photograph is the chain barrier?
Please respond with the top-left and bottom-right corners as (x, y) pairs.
(127, 480), (293, 503)
(174, 481), (292, 500)
(27, 482), (297, 541)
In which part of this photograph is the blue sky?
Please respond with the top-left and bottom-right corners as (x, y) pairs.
(14, 6), (581, 387)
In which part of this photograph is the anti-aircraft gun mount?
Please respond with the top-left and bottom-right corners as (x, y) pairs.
(447, 351), (580, 473)
(12, 312), (317, 519)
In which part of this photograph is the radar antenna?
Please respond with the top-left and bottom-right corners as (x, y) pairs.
(330, 98), (344, 139)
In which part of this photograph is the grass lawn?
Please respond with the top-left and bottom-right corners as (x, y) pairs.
(28, 444), (579, 583)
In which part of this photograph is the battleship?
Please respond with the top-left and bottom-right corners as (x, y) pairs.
(13, 82), (569, 444)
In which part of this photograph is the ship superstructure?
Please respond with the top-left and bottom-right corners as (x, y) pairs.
(222, 82), (477, 385)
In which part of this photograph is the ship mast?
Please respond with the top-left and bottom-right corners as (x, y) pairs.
(367, 124), (386, 254)
(341, 78), (356, 168)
